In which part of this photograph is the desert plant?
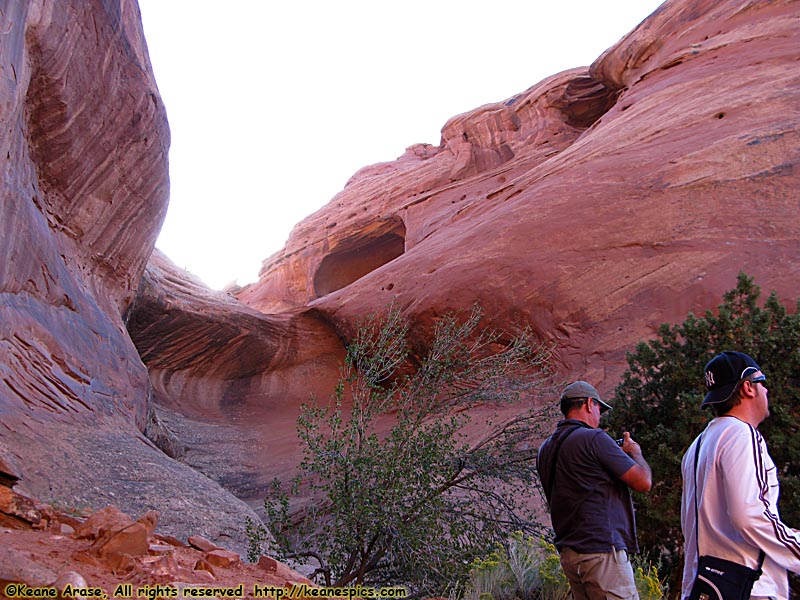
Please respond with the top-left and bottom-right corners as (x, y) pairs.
(263, 304), (558, 595)
(463, 533), (569, 600)
(467, 547), (513, 600)
(633, 556), (669, 600)
(244, 516), (271, 563)
(535, 539), (570, 600)
(465, 532), (664, 600)
(506, 531), (541, 600)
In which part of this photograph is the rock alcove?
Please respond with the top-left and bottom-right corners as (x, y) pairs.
(313, 218), (406, 298)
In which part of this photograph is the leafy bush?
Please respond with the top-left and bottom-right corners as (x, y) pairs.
(245, 516), (271, 563)
(603, 273), (800, 593)
(262, 305), (558, 595)
(467, 547), (513, 600)
(634, 558), (668, 600)
(464, 532), (664, 600)
(464, 533), (567, 600)
(506, 532), (544, 600)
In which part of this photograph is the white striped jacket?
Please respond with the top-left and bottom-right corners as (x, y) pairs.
(681, 416), (800, 600)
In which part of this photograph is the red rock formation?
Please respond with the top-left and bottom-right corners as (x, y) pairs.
(125, 0), (800, 522)
(0, 0), (260, 552)
(128, 250), (343, 414)
(125, 250), (345, 499)
(238, 0), (799, 392)
(1, 0), (160, 432)
(0, 487), (312, 593)
(2, 0), (799, 564)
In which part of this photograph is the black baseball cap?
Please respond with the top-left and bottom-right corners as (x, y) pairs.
(702, 351), (761, 407)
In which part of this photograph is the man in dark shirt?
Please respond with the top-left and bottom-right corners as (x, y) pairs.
(537, 381), (652, 600)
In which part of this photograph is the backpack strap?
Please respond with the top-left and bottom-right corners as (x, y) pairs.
(543, 425), (581, 503)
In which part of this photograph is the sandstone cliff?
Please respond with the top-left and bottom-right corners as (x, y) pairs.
(130, 0), (799, 512)
(1, 0), (798, 562)
(0, 0), (260, 553)
(239, 0), (799, 394)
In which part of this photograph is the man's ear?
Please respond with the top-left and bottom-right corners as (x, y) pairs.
(741, 380), (757, 398)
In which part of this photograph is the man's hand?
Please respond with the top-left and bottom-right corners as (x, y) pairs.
(619, 432), (652, 492)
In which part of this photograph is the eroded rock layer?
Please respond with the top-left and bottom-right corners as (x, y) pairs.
(238, 0), (799, 391)
(3, 0), (798, 554)
(0, 0), (259, 552)
(126, 0), (799, 517)
(126, 251), (345, 500)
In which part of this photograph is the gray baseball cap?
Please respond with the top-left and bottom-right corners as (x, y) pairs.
(560, 380), (613, 413)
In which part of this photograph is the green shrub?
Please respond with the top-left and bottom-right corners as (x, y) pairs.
(465, 532), (666, 600)
(463, 533), (570, 600)
(506, 532), (541, 600)
(534, 539), (570, 600)
(633, 555), (669, 600)
(262, 305), (558, 595)
(467, 548), (513, 600)
(244, 516), (271, 563)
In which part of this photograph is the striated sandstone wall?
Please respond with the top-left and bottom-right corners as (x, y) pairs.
(2, 0), (797, 551)
(0, 0), (260, 553)
(128, 0), (799, 517)
(238, 0), (799, 390)
(125, 250), (346, 501)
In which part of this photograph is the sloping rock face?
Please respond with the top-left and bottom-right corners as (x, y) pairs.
(124, 0), (800, 520)
(0, 0), (260, 553)
(238, 0), (799, 392)
(126, 250), (344, 500)
(4, 0), (797, 558)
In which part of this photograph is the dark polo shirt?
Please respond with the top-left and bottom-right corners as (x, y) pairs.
(537, 419), (639, 553)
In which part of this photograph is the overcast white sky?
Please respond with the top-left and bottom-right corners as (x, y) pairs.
(138, 1), (664, 290)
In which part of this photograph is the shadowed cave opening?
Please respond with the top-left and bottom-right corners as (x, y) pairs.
(313, 224), (406, 298)
(559, 75), (621, 129)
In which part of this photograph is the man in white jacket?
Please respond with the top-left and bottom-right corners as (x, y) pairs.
(681, 351), (800, 600)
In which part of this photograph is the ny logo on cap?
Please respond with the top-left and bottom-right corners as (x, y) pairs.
(705, 370), (715, 388)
